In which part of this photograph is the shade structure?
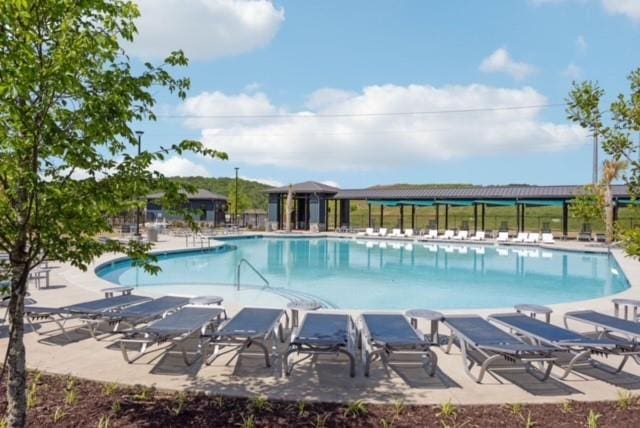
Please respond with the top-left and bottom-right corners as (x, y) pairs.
(473, 199), (516, 207)
(434, 200), (474, 206)
(520, 199), (566, 207)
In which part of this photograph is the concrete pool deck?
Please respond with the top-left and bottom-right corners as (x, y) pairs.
(2, 232), (640, 406)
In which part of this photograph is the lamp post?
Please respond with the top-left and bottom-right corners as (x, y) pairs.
(135, 130), (144, 238)
(234, 167), (239, 226)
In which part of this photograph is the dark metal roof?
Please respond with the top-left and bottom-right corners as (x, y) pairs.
(266, 181), (340, 194)
(333, 185), (630, 200)
(147, 188), (228, 201)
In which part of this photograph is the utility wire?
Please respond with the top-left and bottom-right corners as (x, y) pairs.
(156, 102), (567, 119)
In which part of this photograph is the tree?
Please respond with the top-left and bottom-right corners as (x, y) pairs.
(602, 160), (627, 243)
(0, 2), (226, 426)
(566, 70), (640, 258)
(570, 184), (603, 228)
(285, 185), (294, 232)
(226, 181), (251, 222)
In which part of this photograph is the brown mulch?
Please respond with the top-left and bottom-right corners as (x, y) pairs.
(0, 372), (639, 427)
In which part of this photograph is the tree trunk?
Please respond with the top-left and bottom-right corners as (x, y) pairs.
(6, 251), (30, 428)
(605, 186), (614, 244)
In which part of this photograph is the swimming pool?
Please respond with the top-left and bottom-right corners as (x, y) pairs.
(96, 237), (630, 310)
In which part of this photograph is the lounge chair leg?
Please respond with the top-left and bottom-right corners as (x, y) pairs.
(364, 350), (372, 377)
(476, 354), (502, 383)
(560, 350), (591, 379)
(616, 355), (630, 373)
(337, 349), (356, 377)
(283, 347), (296, 376)
(423, 349), (438, 377)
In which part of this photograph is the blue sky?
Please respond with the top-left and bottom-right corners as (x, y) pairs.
(132, 0), (640, 189)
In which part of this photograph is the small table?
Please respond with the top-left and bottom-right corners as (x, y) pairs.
(612, 298), (640, 321)
(514, 304), (553, 323)
(30, 268), (52, 289)
(287, 300), (323, 328)
(190, 295), (224, 306)
(405, 309), (444, 344)
(101, 286), (133, 298)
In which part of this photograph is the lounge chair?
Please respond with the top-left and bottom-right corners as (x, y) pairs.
(119, 306), (225, 365)
(424, 229), (438, 240)
(25, 294), (152, 340)
(356, 228), (371, 237)
(489, 312), (640, 378)
(390, 228), (403, 237)
(404, 228), (414, 238)
(443, 315), (557, 383)
(85, 295), (193, 340)
(511, 232), (528, 243)
(206, 307), (287, 368)
(378, 228), (388, 237)
(453, 230), (468, 240)
(469, 231), (485, 241)
(564, 310), (640, 345)
(440, 230), (454, 239)
(496, 232), (509, 242)
(578, 224), (592, 241)
(525, 233), (540, 243)
(285, 313), (357, 377)
(541, 233), (555, 244)
(359, 313), (437, 377)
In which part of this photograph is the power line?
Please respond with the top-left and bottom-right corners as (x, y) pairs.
(156, 102), (567, 119)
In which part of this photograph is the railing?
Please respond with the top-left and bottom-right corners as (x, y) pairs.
(236, 258), (269, 290)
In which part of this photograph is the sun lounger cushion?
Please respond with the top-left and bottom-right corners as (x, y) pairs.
(217, 307), (283, 337)
(142, 307), (223, 337)
(567, 311), (640, 336)
(111, 296), (190, 320)
(293, 313), (350, 347)
(362, 313), (424, 347)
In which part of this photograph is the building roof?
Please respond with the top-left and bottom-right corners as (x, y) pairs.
(334, 185), (630, 200)
(266, 181), (340, 194)
(147, 188), (228, 201)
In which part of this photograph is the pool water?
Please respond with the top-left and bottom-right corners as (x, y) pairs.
(96, 237), (629, 310)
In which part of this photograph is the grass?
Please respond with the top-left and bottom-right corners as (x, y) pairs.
(586, 409), (601, 428)
(437, 400), (457, 419)
(615, 390), (636, 410)
(247, 395), (271, 413)
(344, 400), (368, 418)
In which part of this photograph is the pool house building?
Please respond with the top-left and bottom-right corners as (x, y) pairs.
(267, 181), (634, 237)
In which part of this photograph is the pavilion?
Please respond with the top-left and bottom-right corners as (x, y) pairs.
(266, 181), (633, 237)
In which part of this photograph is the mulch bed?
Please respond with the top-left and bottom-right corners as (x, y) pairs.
(0, 372), (639, 427)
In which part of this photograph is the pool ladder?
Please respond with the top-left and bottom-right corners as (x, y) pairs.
(236, 258), (270, 290)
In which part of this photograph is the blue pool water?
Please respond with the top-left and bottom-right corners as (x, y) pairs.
(96, 237), (629, 310)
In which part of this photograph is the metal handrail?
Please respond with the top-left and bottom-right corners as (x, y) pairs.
(236, 258), (269, 290)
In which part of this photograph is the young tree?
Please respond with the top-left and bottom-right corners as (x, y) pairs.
(602, 160), (627, 243)
(227, 181), (251, 222)
(570, 184), (603, 228)
(0, 1), (225, 426)
(566, 70), (640, 257)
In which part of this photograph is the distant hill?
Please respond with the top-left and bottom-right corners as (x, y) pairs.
(168, 176), (273, 210)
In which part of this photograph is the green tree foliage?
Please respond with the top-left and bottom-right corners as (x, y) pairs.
(570, 185), (603, 223)
(226, 181), (252, 217)
(566, 70), (640, 257)
(169, 176), (271, 209)
(0, 1), (226, 426)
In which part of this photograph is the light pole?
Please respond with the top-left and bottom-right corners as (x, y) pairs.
(234, 167), (239, 226)
(135, 130), (144, 238)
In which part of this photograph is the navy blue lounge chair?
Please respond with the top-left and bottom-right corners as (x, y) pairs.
(205, 307), (288, 368)
(490, 313), (640, 378)
(25, 294), (152, 340)
(285, 313), (357, 377)
(119, 306), (225, 365)
(564, 310), (640, 345)
(443, 315), (557, 383)
(85, 295), (193, 340)
(359, 313), (437, 377)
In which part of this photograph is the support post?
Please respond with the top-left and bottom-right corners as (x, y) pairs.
(473, 204), (478, 233)
(411, 205), (416, 230)
(436, 204), (440, 232)
(521, 204), (525, 232)
(400, 205), (404, 232)
(380, 205), (384, 229)
(516, 204), (520, 234)
(368, 203), (372, 228)
(562, 201), (568, 240)
(481, 204), (485, 231)
(334, 200), (338, 230)
(445, 205), (449, 230)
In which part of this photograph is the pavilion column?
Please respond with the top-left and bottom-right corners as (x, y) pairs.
(400, 205), (404, 232)
(516, 204), (520, 234)
(481, 204), (485, 231)
(380, 205), (384, 229)
(473, 204), (478, 233)
(334, 200), (338, 230)
(368, 203), (372, 228)
(411, 205), (416, 230)
(562, 201), (569, 239)
(613, 202), (619, 221)
(445, 205), (449, 230)
(435, 204), (440, 232)
(521, 204), (526, 232)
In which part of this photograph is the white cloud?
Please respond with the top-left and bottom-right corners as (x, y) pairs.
(562, 63), (583, 79)
(241, 176), (283, 187)
(479, 48), (537, 81)
(602, 0), (640, 22)
(128, 0), (285, 60)
(575, 35), (588, 53)
(320, 180), (340, 188)
(180, 84), (587, 171)
(150, 156), (211, 177)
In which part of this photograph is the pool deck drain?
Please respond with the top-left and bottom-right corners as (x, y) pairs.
(2, 233), (640, 405)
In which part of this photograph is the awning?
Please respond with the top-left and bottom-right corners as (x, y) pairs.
(435, 200), (474, 206)
(474, 199), (516, 207)
(617, 199), (638, 207)
(398, 200), (436, 207)
(367, 200), (402, 207)
(520, 199), (566, 207)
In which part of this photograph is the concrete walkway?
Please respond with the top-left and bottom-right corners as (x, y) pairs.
(2, 232), (640, 406)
